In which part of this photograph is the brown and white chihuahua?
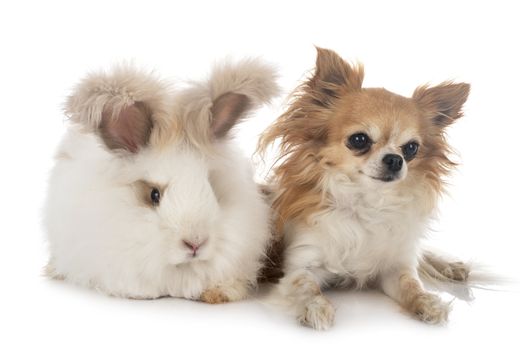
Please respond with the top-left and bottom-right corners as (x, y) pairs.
(259, 47), (471, 330)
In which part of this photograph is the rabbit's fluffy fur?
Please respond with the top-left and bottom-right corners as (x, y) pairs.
(44, 60), (279, 301)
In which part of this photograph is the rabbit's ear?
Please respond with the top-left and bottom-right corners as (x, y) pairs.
(178, 59), (279, 147)
(65, 65), (170, 153)
(210, 92), (250, 138)
(207, 59), (279, 140)
(98, 102), (153, 153)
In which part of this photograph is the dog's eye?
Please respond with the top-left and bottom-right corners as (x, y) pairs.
(348, 133), (372, 150)
(150, 188), (161, 205)
(402, 141), (419, 161)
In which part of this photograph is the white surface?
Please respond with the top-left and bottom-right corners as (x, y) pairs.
(1, 0), (519, 349)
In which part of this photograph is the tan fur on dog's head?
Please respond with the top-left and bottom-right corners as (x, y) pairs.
(258, 48), (470, 232)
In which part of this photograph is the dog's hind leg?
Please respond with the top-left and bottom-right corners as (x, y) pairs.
(420, 250), (470, 283)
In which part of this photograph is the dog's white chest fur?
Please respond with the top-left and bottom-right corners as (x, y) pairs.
(284, 178), (431, 286)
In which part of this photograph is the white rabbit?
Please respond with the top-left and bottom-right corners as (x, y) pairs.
(44, 60), (279, 302)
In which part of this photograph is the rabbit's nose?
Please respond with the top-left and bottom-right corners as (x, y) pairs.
(182, 239), (207, 256)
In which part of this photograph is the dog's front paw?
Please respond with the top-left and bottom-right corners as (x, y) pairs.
(299, 295), (336, 330)
(411, 293), (451, 324)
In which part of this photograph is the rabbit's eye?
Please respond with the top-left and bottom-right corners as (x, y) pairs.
(133, 180), (164, 208)
(150, 188), (161, 205)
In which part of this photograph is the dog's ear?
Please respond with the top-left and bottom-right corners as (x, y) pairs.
(413, 82), (470, 127)
(66, 66), (170, 154)
(311, 47), (364, 101)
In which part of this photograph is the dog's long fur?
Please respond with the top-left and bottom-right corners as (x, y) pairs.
(258, 48), (471, 329)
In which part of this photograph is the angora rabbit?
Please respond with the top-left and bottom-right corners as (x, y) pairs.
(44, 59), (279, 302)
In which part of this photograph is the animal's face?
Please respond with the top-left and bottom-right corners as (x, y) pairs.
(258, 47), (470, 228)
(263, 47), (469, 191)
(131, 149), (221, 265)
(321, 88), (428, 187)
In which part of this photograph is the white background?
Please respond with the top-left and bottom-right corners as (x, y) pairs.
(1, 0), (519, 349)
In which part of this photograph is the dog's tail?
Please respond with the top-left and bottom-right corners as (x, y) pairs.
(418, 249), (512, 298)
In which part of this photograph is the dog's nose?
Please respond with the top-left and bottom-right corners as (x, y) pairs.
(182, 239), (206, 256)
(383, 154), (403, 172)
